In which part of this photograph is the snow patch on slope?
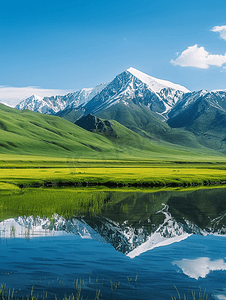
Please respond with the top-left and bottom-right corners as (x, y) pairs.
(127, 67), (190, 93)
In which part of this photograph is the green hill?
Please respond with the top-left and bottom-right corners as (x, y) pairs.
(0, 104), (116, 159)
(0, 104), (225, 161)
(60, 102), (201, 149)
(94, 102), (207, 149)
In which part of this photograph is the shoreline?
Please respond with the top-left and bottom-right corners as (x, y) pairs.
(14, 178), (226, 189)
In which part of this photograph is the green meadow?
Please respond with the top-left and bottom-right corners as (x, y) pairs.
(1, 104), (226, 190)
(0, 102), (226, 160)
(1, 155), (226, 190)
(1, 154), (226, 189)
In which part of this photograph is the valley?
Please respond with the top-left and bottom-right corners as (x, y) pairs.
(1, 68), (226, 300)
(2, 68), (226, 191)
(14, 67), (226, 154)
(2, 2), (226, 299)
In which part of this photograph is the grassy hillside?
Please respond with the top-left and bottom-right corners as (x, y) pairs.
(0, 103), (120, 159)
(95, 102), (206, 149)
(0, 103), (224, 161)
(58, 101), (205, 149)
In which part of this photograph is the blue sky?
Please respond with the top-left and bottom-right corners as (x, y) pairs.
(1, 0), (226, 105)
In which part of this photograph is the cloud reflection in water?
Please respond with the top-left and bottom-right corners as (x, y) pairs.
(172, 257), (226, 280)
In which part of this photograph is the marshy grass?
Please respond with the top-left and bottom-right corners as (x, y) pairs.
(0, 272), (139, 300)
(172, 286), (209, 300)
(0, 281), (212, 300)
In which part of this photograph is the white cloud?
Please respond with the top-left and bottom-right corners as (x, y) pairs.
(0, 86), (73, 107)
(171, 44), (226, 69)
(172, 257), (226, 280)
(211, 25), (226, 41)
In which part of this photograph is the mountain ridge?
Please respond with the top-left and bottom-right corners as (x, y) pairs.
(15, 68), (189, 119)
(9, 67), (226, 153)
(15, 82), (109, 114)
(58, 68), (188, 122)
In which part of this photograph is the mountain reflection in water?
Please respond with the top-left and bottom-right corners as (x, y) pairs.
(1, 188), (226, 257)
(1, 187), (226, 300)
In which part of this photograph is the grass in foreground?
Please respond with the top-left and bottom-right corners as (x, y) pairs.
(0, 280), (212, 300)
(0, 282), (212, 300)
(0, 273), (137, 300)
(172, 286), (209, 300)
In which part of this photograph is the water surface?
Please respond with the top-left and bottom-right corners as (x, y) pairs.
(1, 187), (226, 299)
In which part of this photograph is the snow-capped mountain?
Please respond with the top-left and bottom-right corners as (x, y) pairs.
(15, 68), (189, 120)
(66, 83), (109, 109)
(15, 95), (45, 111)
(15, 83), (108, 114)
(61, 67), (189, 121)
(127, 67), (189, 93)
(168, 89), (226, 121)
(13, 67), (226, 152)
(167, 90), (226, 141)
(14, 68), (226, 123)
(15, 94), (61, 114)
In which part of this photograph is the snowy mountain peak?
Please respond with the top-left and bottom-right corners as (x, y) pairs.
(15, 68), (190, 120)
(26, 94), (44, 102)
(126, 67), (190, 93)
(15, 83), (109, 114)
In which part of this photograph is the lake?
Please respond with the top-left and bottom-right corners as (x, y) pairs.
(1, 187), (226, 300)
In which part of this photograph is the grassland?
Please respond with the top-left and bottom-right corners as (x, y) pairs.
(1, 102), (226, 161)
(0, 154), (226, 189)
(1, 104), (226, 189)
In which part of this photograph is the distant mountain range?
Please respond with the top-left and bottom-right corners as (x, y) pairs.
(13, 68), (226, 153)
(15, 67), (189, 120)
(15, 82), (108, 115)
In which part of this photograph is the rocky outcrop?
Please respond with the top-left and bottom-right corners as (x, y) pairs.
(75, 113), (119, 138)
